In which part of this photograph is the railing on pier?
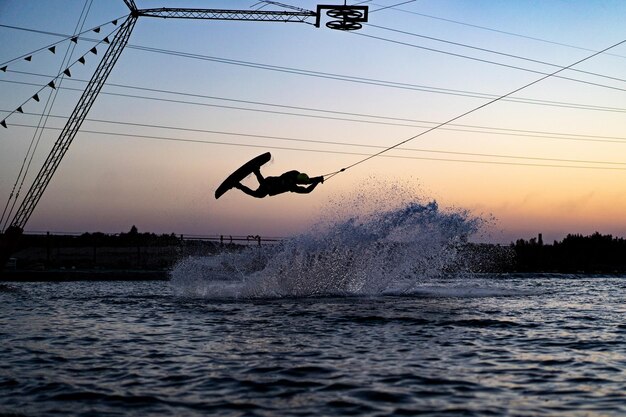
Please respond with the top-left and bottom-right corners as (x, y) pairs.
(9, 231), (285, 270)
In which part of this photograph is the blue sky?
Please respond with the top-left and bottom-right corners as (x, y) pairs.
(1, 0), (626, 242)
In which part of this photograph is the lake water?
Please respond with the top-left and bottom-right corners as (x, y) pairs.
(1, 275), (625, 417)
(2, 201), (625, 416)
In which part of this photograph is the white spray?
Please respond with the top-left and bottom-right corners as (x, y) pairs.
(171, 179), (485, 298)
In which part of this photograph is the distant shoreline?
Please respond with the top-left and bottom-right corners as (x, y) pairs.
(2, 229), (626, 278)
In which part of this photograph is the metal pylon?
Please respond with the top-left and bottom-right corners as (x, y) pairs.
(0, 2), (368, 270)
(8, 14), (138, 231)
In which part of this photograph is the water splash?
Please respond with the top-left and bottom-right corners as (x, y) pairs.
(171, 180), (488, 298)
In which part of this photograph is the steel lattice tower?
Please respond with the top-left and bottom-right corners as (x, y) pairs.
(0, 1), (368, 269)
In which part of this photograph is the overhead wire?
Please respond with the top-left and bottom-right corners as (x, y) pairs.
(3, 79), (626, 145)
(6, 66), (626, 114)
(369, 0), (417, 13)
(367, 3), (626, 60)
(3, 41), (625, 176)
(366, 23), (626, 85)
(0, 16), (126, 68)
(351, 31), (626, 94)
(7, 120), (626, 171)
(130, 43), (626, 96)
(4, 22), (626, 99)
(322, 36), (626, 179)
(2, 9), (625, 184)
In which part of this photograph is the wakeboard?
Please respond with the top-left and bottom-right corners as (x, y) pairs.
(215, 152), (272, 199)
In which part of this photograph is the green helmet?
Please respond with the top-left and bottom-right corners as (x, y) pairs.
(296, 173), (309, 183)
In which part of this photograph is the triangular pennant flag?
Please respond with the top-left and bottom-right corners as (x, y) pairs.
(90, 47), (97, 55)
(93, 27), (100, 33)
(78, 56), (86, 65)
(48, 80), (56, 89)
(1, 66), (6, 72)
(1, 120), (7, 128)
(63, 68), (71, 77)
(16, 106), (23, 113)
(112, 19), (118, 25)
(103, 36), (110, 44)
(25, 55), (32, 61)
(71, 37), (78, 43)
(33, 93), (40, 102)
(48, 46), (56, 54)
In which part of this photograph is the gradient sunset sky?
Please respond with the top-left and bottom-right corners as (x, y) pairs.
(1, 0), (626, 243)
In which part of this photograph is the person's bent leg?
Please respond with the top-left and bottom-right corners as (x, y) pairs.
(253, 169), (265, 185)
(235, 183), (268, 198)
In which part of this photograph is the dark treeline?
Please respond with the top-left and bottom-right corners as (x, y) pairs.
(9, 226), (221, 270)
(19, 225), (182, 248)
(512, 232), (626, 273)
(7, 227), (626, 273)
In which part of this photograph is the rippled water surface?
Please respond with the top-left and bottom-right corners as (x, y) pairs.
(1, 275), (625, 416)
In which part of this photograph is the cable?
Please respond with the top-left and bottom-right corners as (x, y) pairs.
(369, 1), (417, 13)
(324, 36), (626, 179)
(3, 18), (624, 181)
(7, 121), (626, 171)
(0, 25), (124, 126)
(368, 4), (626, 60)
(352, 31), (626, 94)
(6, 66), (626, 115)
(5, 91), (626, 145)
(4, 80), (626, 144)
(0, 16), (125, 67)
(367, 24), (626, 85)
(4, 22), (626, 98)
(131, 42), (626, 96)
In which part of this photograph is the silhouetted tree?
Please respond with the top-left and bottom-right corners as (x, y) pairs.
(512, 232), (626, 273)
